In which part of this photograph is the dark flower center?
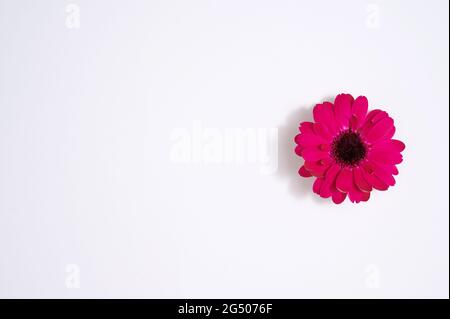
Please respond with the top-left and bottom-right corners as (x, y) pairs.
(331, 130), (367, 166)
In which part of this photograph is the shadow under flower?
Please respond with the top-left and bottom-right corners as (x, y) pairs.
(277, 95), (335, 204)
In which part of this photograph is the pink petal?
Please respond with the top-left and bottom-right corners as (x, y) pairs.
(378, 164), (398, 176)
(313, 122), (333, 141)
(372, 111), (389, 124)
(319, 157), (333, 166)
(348, 188), (363, 203)
(295, 145), (303, 156)
(332, 191), (347, 204)
(295, 133), (326, 147)
(360, 109), (382, 134)
(362, 166), (389, 191)
(364, 109), (382, 123)
(299, 122), (314, 134)
(391, 139), (406, 152)
(299, 165), (312, 177)
(385, 126), (396, 140)
(304, 160), (330, 178)
(334, 94), (353, 129)
(318, 143), (331, 152)
(375, 170), (395, 186)
(369, 148), (403, 165)
(359, 191), (370, 202)
(313, 103), (337, 133)
(391, 166), (399, 175)
(361, 111), (390, 137)
(324, 102), (339, 132)
(313, 178), (324, 194)
(372, 139), (405, 153)
(335, 168), (353, 193)
(372, 162), (396, 186)
(351, 96), (368, 129)
(365, 117), (394, 143)
(347, 182), (371, 203)
(353, 166), (372, 192)
(301, 147), (329, 161)
(320, 164), (340, 198)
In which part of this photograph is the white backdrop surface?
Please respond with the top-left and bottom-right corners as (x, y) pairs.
(0, 0), (448, 298)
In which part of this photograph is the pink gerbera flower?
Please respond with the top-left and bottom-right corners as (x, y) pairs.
(294, 93), (405, 204)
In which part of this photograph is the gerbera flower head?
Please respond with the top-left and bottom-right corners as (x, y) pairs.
(294, 93), (405, 204)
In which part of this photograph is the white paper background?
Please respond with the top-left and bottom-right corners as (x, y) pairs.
(0, 0), (448, 298)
